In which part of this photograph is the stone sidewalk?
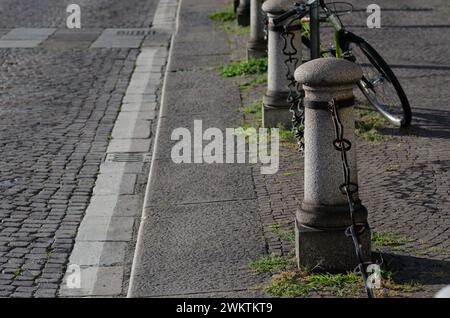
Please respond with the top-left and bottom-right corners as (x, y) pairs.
(128, 0), (270, 298)
(129, 0), (450, 298)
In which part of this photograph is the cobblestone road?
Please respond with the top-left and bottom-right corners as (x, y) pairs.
(0, 0), (159, 298)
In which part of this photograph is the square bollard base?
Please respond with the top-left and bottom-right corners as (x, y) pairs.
(237, 13), (250, 26)
(263, 91), (292, 128)
(263, 106), (292, 128)
(295, 219), (372, 273)
(247, 40), (267, 59)
(247, 47), (267, 59)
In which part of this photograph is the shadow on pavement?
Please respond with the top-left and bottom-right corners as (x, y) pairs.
(375, 252), (450, 286)
(381, 108), (450, 140)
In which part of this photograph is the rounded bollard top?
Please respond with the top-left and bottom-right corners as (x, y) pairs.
(294, 57), (363, 87)
(263, 0), (298, 15)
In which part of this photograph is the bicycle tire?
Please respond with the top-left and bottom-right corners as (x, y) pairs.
(342, 33), (412, 128)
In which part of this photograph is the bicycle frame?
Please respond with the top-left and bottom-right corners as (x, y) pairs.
(297, 0), (350, 59)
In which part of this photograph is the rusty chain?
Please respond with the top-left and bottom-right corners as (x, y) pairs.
(280, 25), (305, 155)
(328, 99), (374, 298)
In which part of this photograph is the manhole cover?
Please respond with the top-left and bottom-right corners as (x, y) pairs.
(105, 153), (151, 163)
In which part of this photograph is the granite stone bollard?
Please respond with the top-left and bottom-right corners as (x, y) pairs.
(247, 0), (267, 59)
(294, 58), (372, 272)
(237, 0), (251, 26)
(262, 0), (303, 128)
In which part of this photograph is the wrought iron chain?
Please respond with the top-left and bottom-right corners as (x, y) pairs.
(263, 8), (268, 41)
(328, 99), (375, 298)
(280, 27), (305, 155)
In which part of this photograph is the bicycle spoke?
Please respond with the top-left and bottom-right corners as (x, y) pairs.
(349, 44), (405, 125)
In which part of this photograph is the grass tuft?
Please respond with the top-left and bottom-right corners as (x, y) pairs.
(219, 58), (268, 77)
(269, 224), (295, 242)
(354, 107), (388, 143)
(208, 6), (236, 23)
(372, 231), (413, 247)
(239, 100), (262, 115)
(239, 73), (267, 92)
(249, 255), (293, 274)
(266, 271), (312, 297)
(266, 270), (362, 297)
(278, 126), (298, 144)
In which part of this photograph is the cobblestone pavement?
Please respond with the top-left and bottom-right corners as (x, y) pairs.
(0, 0), (155, 28)
(0, 0), (159, 298)
(233, 0), (450, 297)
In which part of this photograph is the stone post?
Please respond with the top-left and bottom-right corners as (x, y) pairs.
(294, 58), (372, 272)
(309, 0), (320, 59)
(237, 0), (251, 26)
(247, 0), (267, 59)
(262, 0), (303, 128)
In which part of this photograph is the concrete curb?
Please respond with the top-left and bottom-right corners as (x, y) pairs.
(126, 0), (182, 298)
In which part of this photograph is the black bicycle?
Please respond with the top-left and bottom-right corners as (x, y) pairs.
(273, 0), (412, 128)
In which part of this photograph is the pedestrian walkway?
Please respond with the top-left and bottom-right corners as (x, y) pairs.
(128, 0), (270, 298)
(129, 0), (450, 298)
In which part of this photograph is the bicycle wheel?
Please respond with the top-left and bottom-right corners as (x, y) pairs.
(342, 33), (411, 127)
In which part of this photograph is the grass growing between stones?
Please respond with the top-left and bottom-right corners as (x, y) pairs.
(269, 224), (295, 242)
(208, 4), (250, 37)
(249, 255), (294, 274)
(218, 57), (268, 96)
(380, 270), (424, 295)
(249, 252), (424, 297)
(354, 106), (389, 144)
(240, 100), (262, 128)
(239, 73), (267, 92)
(219, 58), (268, 77)
(372, 231), (413, 247)
(278, 127), (296, 143)
(267, 271), (363, 297)
(249, 253), (364, 297)
(239, 99), (262, 115)
(208, 5), (236, 23)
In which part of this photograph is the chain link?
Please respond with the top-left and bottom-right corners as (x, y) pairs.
(328, 99), (374, 298)
(280, 26), (305, 155)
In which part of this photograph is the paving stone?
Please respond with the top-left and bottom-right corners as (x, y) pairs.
(60, 266), (124, 297)
(107, 138), (152, 153)
(91, 29), (148, 48)
(111, 115), (152, 139)
(1, 28), (56, 40)
(93, 173), (137, 195)
(77, 216), (135, 242)
(69, 242), (127, 266)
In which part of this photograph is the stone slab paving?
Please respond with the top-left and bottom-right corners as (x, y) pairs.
(127, 0), (269, 298)
(175, 0), (450, 298)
